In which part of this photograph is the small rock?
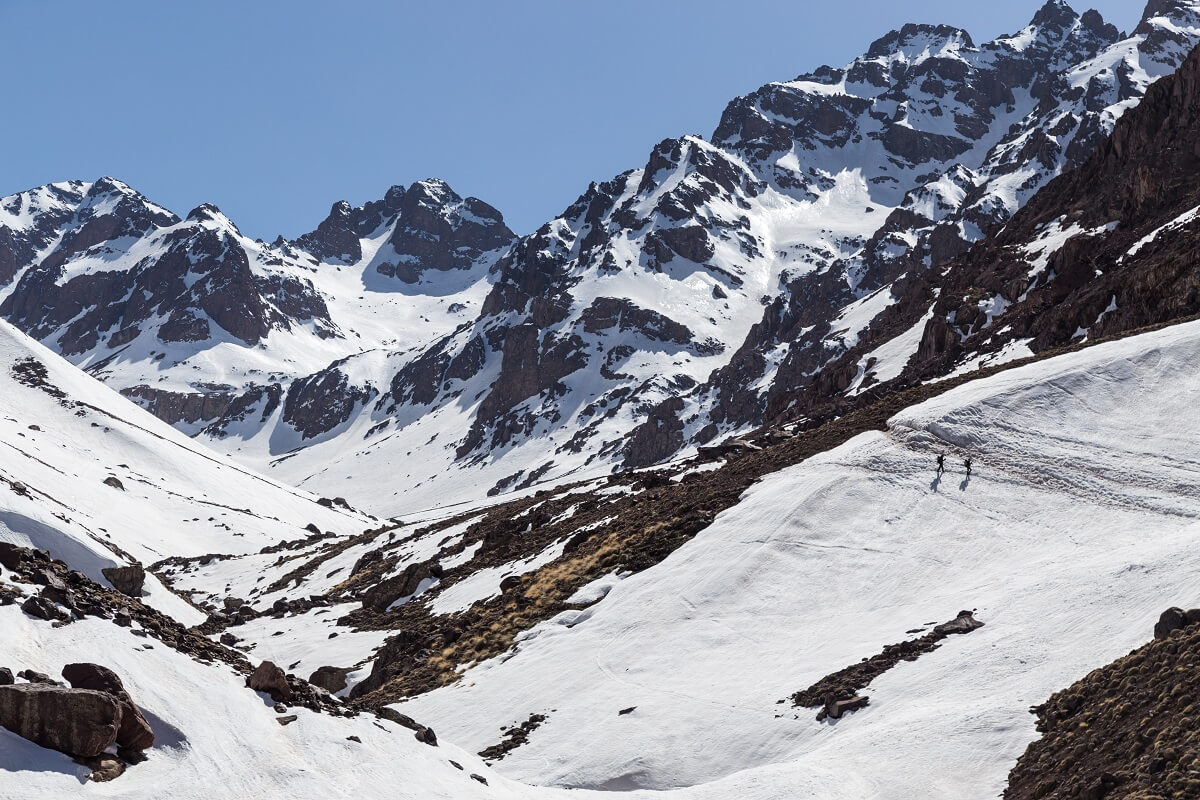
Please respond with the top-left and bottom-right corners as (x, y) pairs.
(346, 735), (361, 743)
(17, 670), (56, 685)
(618, 706), (636, 716)
(83, 754), (125, 782)
(102, 476), (125, 491)
(0, 668), (12, 686)
(276, 715), (298, 726)
(470, 774), (488, 785)
(219, 632), (238, 646)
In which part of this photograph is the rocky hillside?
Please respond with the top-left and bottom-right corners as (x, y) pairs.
(2, 2), (1197, 516)
(1005, 608), (1200, 800)
(772, 9), (1200, 429)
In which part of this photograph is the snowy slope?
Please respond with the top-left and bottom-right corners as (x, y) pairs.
(0, 317), (371, 622)
(393, 318), (1200, 797)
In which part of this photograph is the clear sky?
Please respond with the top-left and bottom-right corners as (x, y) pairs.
(0, 0), (1144, 238)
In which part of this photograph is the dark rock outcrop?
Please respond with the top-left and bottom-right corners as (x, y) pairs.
(361, 562), (443, 612)
(0, 684), (121, 758)
(60, 663), (154, 751)
(307, 666), (350, 694)
(101, 565), (145, 598)
(247, 661), (293, 703)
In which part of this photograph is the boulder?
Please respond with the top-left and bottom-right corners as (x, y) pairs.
(0, 668), (12, 686)
(101, 565), (145, 598)
(247, 661), (293, 703)
(0, 542), (24, 570)
(822, 693), (870, 721)
(933, 610), (985, 636)
(308, 666), (350, 694)
(0, 684), (121, 758)
(61, 663), (154, 751)
(1154, 606), (1189, 639)
(21, 595), (68, 622)
(17, 670), (56, 685)
(376, 707), (437, 746)
(360, 562), (443, 612)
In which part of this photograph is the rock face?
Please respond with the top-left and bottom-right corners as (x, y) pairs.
(0, 683), (121, 758)
(60, 663), (154, 751)
(784, 29), (1200, 426)
(101, 565), (145, 598)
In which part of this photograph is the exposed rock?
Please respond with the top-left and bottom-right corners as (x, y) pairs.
(21, 595), (69, 622)
(933, 609), (986, 636)
(0, 668), (12, 686)
(102, 476), (125, 491)
(360, 562), (443, 612)
(247, 661), (293, 703)
(1154, 606), (1190, 639)
(0, 684), (121, 758)
(61, 663), (154, 752)
(0, 542), (23, 570)
(308, 666), (350, 694)
(101, 565), (145, 597)
(821, 693), (870, 721)
(82, 754), (125, 782)
(376, 706), (438, 746)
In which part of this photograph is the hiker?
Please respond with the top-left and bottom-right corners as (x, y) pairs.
(964, 457), (972, 476)
(936, 454), (945, 475)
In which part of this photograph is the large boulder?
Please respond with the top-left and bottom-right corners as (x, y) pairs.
(101, 565), (145, 598)
(247, 661), (293, 703)
(0, 684), (121, 758)
(21, 595), (69, 622)
(1154, 607), (1189, 639)
(308, 666), (350, 694)
(61, 663), (154, 751)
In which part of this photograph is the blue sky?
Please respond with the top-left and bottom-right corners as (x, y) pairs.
(1, 1), (1143, 238)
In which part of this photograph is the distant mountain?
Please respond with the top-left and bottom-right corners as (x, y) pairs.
(1, 1), (1197, 516)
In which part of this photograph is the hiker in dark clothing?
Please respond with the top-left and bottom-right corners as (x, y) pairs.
(964, 457), (972, 476)
(936, 454), (945, 475)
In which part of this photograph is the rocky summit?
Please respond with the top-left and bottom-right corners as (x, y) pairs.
(8, 2), (1200, 799)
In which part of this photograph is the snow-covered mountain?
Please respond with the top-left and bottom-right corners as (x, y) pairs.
(3, 2), (1198, 518)
(8, 284), (1200, 798)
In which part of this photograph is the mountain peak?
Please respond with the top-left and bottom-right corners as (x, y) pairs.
(866, 23), (974, 60)
(1029, 0), (1079, 29)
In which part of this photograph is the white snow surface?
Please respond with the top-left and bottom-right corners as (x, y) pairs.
(395, 318), (1200, 796)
